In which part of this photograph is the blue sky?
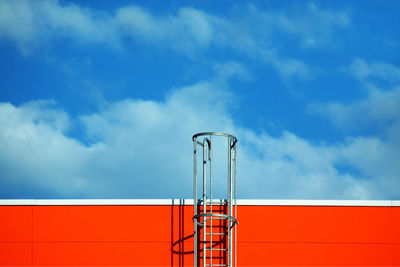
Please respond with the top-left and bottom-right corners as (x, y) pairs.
(0, 0), (399, 199)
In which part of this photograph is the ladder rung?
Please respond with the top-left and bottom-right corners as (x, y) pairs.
(204, 248), (228, 251)
(202, 200), (228, 204)
(205, 232), (227, 235)
(206, 264), (227, 266)
(202, 210), (226, 213)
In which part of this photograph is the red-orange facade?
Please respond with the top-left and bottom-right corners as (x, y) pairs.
(1, 200), (400, 266)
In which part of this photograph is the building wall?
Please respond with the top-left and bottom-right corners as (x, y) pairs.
(1, 200), (400, 266)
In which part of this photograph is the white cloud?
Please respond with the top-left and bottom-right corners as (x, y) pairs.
(312, 59), (400, 131)
(307, 59), (400, 199)
(247, 2), (350, 48)
(0, 1), (349, 79)
(270, 56), (312, 80)
(0, 0), (36, 52)
(0, 0), (113, 54)
(0, 1), (224, 54)
(0, 100), (99, 197)
(1, 64), (398, 199)
(345, 58), (400, 84)
(313, 85), (400, 130)
(115, 6), (223, 52)
(337, 132), (400, 199)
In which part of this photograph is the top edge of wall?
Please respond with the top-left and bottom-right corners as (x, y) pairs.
(0, 199), (399, 206)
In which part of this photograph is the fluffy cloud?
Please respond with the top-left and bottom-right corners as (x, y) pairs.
(1, 66), (398, 199)
(0, 72), (238, 198)
(0, 0), (113, 53)
(312, 59), (400, 131)
(307, 59), (400, 199)
(0, 100), (97, 197)
(0, 1), (349, 79)
(313, 85), (400, 132)
(345, 58), (400, 84)
(246, 2), (350, 48)
(115, 6), (222, 51)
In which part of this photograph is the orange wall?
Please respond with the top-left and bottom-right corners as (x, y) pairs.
(1, 204), (399, 266)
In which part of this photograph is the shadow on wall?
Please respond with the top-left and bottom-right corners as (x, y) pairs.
(171, 200), (192, 267)
(171, 200), (227, 267)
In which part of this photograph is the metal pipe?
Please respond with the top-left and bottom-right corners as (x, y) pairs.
(209, 135), (213, 266)
(234, 144), (237, 267)
(228, 137), (232, 267)
(193, 132), (237, 141)
(203, 138), (208, 267)
(193, 137), (198, 267)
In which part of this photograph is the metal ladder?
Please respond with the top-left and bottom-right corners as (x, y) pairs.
(193, 132), (238, 267)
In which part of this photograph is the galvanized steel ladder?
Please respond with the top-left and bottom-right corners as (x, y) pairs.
(193, 132), (238, 267)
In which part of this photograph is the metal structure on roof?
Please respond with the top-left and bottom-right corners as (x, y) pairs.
(193, 132), (238, 267)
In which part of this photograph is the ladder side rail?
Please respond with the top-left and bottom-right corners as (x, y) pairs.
(227, 137), (232, 267)
(194, 137), (198, 267)
(227, 136), (230, 259)
(209, 135), (213, 267)
(234, 143), (237, 267)
(203, 138), (208, 267)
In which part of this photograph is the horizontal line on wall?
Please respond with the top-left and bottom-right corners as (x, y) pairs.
(0, 199), (399, 206)
(1, 240), (399, 245)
